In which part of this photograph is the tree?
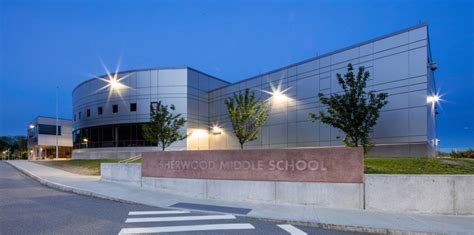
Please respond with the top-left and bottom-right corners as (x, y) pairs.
(142, 101), (187, 151)
(225, 88), (269, 149)
(308, 63), (388, 153)
(0, 138), (8, 152)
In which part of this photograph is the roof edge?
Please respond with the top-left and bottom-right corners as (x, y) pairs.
(207, 22), (429, 93)
(72, 66), (228, 94)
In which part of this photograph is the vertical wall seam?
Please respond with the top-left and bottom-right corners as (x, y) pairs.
(452, 178), (456, 215)
(363, 176), (366, 210)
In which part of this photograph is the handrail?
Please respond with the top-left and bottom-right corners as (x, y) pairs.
(119, 154), (142, 163)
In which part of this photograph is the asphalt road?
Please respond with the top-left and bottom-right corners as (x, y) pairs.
(0, 161), (364, 235)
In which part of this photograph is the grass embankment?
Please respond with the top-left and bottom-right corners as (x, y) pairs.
(35, 159), (141, 176)
(364, 157), (474, 174)
(34, 157), (474, 176)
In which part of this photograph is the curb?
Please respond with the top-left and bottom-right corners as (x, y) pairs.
(6, 161), (443, 235)
(6, 161), (140, 206)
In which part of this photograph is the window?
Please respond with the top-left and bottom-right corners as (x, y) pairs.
(98, 107), (103, 115)
(72, 123), (154, 149)
(87, 109), (90, 117)
(38, 124), (61, 135)
(150, 102), (158, 112)
(112, 105), (118, 113)
(79, 112), (82, 120)
(130, 103), (137, 112)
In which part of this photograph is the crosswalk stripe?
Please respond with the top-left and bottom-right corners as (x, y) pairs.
(128, 210), (190, 215)
(125, 214), (236, 223)
(277, 224), (307, 235)
(118, 223), (255, 234)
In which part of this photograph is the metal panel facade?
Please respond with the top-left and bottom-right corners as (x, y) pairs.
(71, 24), (436, 157)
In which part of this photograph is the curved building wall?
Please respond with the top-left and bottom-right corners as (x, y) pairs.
(72, 67), (229, 158)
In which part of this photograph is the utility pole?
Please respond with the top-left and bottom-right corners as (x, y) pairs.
(56, 86), (59, 160)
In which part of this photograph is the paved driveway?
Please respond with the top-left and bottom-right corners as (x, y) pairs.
(0, 162), (363, 235)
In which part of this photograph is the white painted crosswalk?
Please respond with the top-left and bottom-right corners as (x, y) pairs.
(119, 223), (255, 234)
(128, 210), (190, 216)
(278, 224), (308, 235)
(125, 214), (236, 223)
(120, 210), (254, 234)
(120, 210), (311, 234)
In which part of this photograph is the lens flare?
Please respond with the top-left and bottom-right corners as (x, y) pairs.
(262, 81), (292, 104)
(92, 58), (132, 104)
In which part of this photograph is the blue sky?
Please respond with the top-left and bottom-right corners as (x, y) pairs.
(0, 0), (472, 150)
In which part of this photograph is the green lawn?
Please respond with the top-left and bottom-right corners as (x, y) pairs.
(35, 159), (141, 176)
(34, 157), (474, 176)
(364, 157), (474, 174)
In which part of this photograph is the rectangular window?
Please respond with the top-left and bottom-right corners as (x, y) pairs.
(87, 109), (90, 117)
(79, 112), (82, 120)
(38, 124), (61, 135)
(150, 102), (158, 112)
(112, 105), (118, 113)
(130, 103), (137, 112)
(98, 107), (103, 115)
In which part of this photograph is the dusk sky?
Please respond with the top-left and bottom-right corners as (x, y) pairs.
(0, 0), (472, 150)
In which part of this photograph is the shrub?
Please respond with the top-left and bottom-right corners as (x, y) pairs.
(450, 149), (474, 159)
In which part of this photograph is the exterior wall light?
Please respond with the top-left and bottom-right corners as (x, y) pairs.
(426, 95), (440, 104)
(94, 61), (131, 101)
(263, 82), (292, 104)
(211, 126), (222, 135)
(29, 124), (35, 129)
(83, 138), (88, 143)
(428, 62), (437, 71)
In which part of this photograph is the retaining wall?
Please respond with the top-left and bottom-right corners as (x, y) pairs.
(142, 176), (363, 209)
(100, 163), (141, 187)
(100, 163), (474, 215)
(365, 174), (474, 215)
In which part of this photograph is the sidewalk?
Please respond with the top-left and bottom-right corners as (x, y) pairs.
(6, 160), (474, 235)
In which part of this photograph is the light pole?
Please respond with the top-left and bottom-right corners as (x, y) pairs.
(56, 86), (59, 160)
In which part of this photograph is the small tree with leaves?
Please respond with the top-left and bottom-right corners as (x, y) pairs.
(142, 101), (187, 151)
(225, 89), (269, 149)
(308, 63), (388, 153)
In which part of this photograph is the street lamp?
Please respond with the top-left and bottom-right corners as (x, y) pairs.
(56, 86), (59, 160)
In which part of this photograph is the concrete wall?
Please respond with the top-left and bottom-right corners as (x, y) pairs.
(100, 163), (474, 215)
(366, 143), (435, 157)
(142, 177), (364, 209)
(100, 163), (141, 186)
(74, 147), (155, 160)
(365, 174), (474, 215)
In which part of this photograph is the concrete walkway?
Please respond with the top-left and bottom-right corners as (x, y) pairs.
(6, 160), (474, 235)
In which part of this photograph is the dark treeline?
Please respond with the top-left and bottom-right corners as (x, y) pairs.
(0, 136), (28, 160)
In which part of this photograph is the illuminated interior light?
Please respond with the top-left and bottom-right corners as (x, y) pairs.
(29, 124), (35, 129)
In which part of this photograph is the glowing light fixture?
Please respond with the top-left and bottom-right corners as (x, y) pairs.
(263, 81), (291, 104)
(93, 59), (132, 103)
(83, 138), (88, 143)
(211, 125), (222, 135)
(427, 94), (440, 104)
(29, 124), (35, 129)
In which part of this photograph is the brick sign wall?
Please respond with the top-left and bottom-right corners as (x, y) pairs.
(142, 147), (364, 183)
